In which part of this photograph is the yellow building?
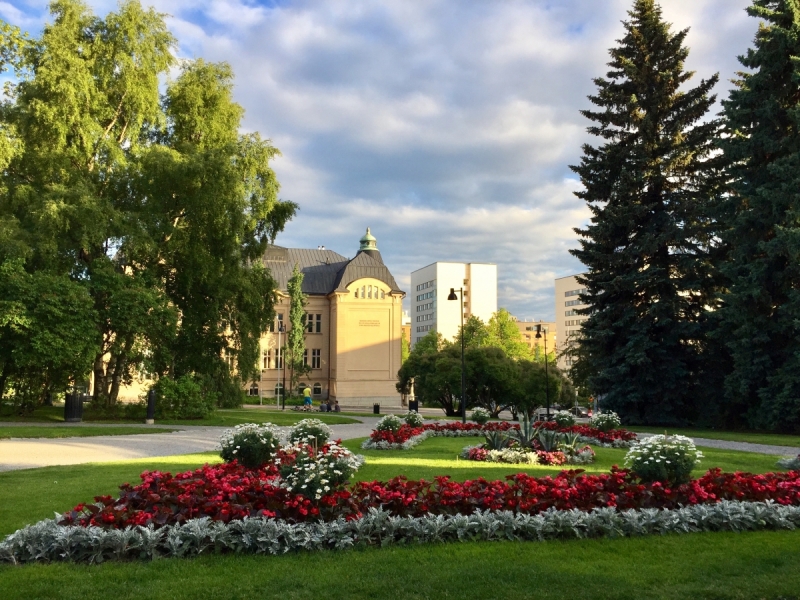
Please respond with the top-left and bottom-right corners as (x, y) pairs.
(514, 320), (557, 355)
(253, 229), (406, 409)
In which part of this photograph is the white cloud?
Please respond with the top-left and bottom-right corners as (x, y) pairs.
(7, 0), (758, 321)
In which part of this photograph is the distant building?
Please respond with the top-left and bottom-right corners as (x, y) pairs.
(409, 262), (497, 347)
(401, 311), (411, 347)
(555, 273), (589, 371)
(254, 229), (406, 408)
(514, 319), (558, 355)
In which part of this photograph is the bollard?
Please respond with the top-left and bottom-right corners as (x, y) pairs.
(373, 403), (380, 415)
(146, 389), (156, 425)
(409, 400), (419, 413)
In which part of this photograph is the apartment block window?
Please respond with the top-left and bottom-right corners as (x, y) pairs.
(263, 349), (271, 369)
(312, 349), (321, 369)
(305, 313), (322, 333)
(565, 288), (587, 297)
(565, 310), (578, 316)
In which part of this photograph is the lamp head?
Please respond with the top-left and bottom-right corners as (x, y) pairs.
(535, 323), (542, 339)
(447, 288), (458, 301)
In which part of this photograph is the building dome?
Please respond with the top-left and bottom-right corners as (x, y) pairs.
(359, 227), (378, 252)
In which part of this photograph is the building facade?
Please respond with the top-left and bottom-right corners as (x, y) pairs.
(254, 229), (406, 409)
(409, 262), (497, 347)
(514, 319), (558, 355)
(555, 274), (588, 371)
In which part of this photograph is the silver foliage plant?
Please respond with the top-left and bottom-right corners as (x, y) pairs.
(2, 501), (799, 564)
(777, 455), (800, 470)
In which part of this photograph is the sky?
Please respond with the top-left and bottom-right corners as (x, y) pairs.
(1, 0), (758, 320)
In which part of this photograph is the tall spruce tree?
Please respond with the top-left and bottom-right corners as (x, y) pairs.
(570, 0), (723, 425)
(716, 1), (800, 431)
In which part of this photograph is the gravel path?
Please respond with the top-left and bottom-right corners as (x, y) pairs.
(0, 418), (382, 472)
(0, 418), (796, 472)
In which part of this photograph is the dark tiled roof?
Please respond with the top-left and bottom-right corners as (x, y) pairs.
(262, 247), (403, 295)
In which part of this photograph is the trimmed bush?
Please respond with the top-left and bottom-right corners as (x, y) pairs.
(403, 411), (425, 427)
(591, 411), (621, 432)
(375, 414), (403, 433)
(278, 441), (364, 500)
(288, 419), (332, 447)
(219, 423), (281, 469)
(624, 434), (702, 485)
(553, 410), (576, 428)
(471, 407), (491, 425)
(149, 375), (216, 419)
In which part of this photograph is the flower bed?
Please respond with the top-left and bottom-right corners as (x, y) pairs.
(5, 501), (800, 563)
(460, 445), (596, 466)
(360, 420), (634, 451)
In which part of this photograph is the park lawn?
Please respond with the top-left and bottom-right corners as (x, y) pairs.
(628, 426), (800, 448)
(0, 426), (180, 440)
(1, 530), (800, 600)
(0, 406), (360, 427)
(1, 440), (798, 599)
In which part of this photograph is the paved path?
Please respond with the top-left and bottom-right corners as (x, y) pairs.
(1, 418), (796, 472)
(0, 417), (382, 472)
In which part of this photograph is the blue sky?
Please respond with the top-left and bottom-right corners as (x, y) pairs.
(2, 0), (757, 320)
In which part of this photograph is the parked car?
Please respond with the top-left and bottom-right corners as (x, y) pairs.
(569, 406), (589, 418)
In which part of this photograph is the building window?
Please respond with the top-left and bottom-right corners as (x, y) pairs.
(381, 290), (385, 299)
(274, 383), (284, 397)
(263, 349), (271, 369)
(303, 349), (308, 367)
(565, 288), (587, 297)
(305, 313), (321, 333)
(565, 310), (578, 316)
(275, 348), (283, 369)
(312, 349), (321, 369)
(313, 383), (322, 396)
(249, 383), (259, 397)
(270, 312), (284, 332)
(565, 299), (583, 307)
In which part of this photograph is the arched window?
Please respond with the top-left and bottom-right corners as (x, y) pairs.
(249, 383), (259, 397)
(368, 285), (372, 299)
(313, 383), (322, 396)
(361, 285), (365, 298)
(380, 290), (385, 299)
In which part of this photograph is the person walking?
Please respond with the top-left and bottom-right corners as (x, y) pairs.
(303, 385), (312, 408)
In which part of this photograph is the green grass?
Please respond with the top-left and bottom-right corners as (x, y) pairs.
(628, 426), (800, 448)
(0, 453), (218, 537)
(1, 439), (798, 599)
(0, 406), (360, 427)
(0, 426), (180, 439)
(341, 436), (785, 483)
(1, 530), (799, 599)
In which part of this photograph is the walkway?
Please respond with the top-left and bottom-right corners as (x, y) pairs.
(0, 417), (382, 473)
(0, 417), (796, 472)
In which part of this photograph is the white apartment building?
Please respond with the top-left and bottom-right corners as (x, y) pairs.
(410, 262), (497, 347)
(555, 273), (588, 370)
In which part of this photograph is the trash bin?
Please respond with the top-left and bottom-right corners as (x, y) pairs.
(409, 400), (419, 412)
(373, 403), (380, 415)
(64, 392), (83, 422)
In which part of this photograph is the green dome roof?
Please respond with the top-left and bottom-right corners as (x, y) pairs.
(359, 227), (378, 251)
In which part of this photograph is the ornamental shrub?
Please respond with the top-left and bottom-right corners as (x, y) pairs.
(376, 414), (403, 433)
(403, 411), (425, 427)
(219, 423), (281, 469)
(288, 419), (332, 447)
(591, 411), (621, 432)
(278, 441), (364, 500)
(624, 434), (702, 485)
(471, 407), (491, 425)
(553, 410), (575, 428)
(149, 374), (216, 419)
(777, 454), (800, 470)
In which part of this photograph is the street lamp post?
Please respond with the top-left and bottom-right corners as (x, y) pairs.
(447, 287), (466, 424)
(278, 321), (286, 410)
(535, 322), (550, 421)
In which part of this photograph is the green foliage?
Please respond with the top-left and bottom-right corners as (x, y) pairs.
(483, 429), (512, 451)
(515, 359), (562, 419)
(150, 374), (216, 420)
(219, 423), (280, 469)
(471, 407), (491, 425)
(569, 0), (724, 426)
(486, 309), (532, 360)
(286, 264), (310, 393)
(0, 0), (295, 411)
(715, 0), (800, 432)
(401, 335), (410, 364)
(403, 411), (424, 427)
(553, 410), (576, 428)
(0, 260), (98, 412)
